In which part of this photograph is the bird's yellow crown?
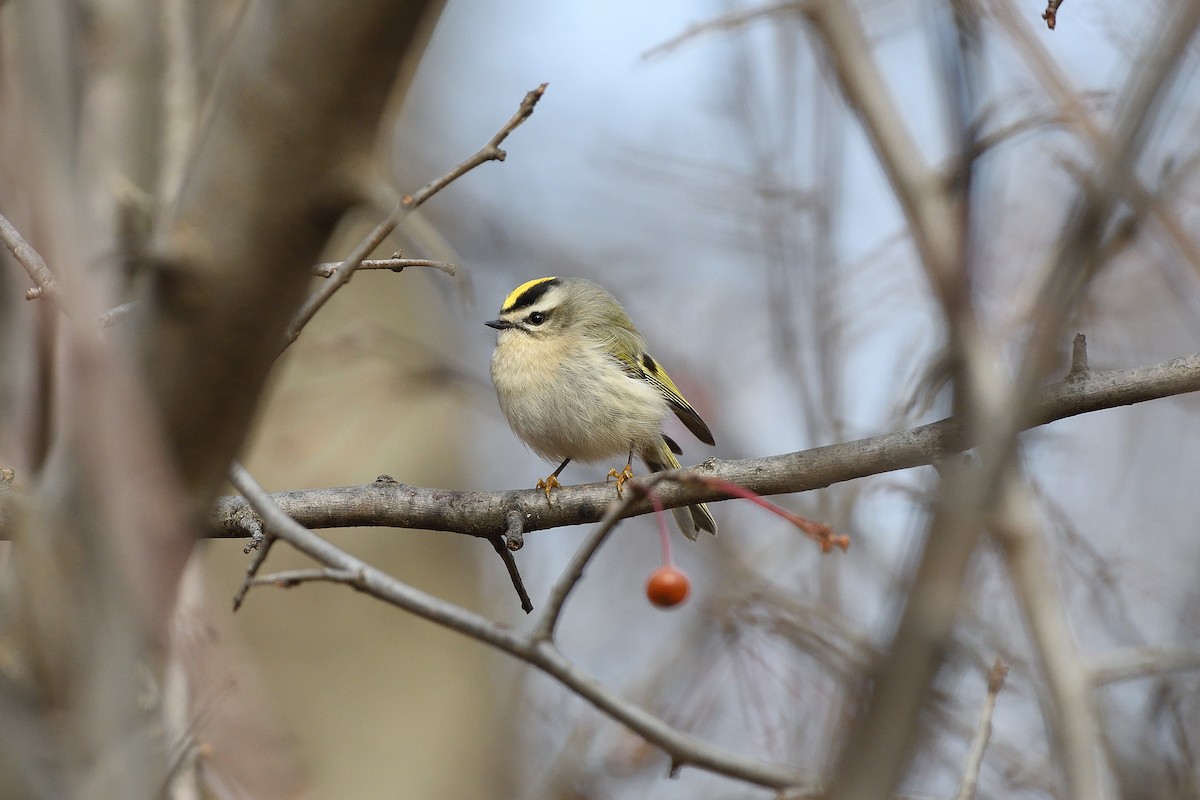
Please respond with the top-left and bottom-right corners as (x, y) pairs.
(501, 276), (558, 313)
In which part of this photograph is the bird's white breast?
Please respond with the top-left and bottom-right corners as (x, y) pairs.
(491, 332), (668, 463)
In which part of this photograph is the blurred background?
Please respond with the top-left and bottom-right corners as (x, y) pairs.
(5, 0), (1197, 797)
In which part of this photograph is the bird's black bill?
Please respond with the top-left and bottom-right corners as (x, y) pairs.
(485, 319), (515, 330)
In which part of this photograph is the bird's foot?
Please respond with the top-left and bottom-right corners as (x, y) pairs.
(606, 464), (635, 498)
(536, 474), (562, 505)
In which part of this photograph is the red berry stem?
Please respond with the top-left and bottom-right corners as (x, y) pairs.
(647, 489), (674, 566)
(692, 475), (849, 553)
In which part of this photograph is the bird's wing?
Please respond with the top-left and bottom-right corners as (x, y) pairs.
(626, 349), (715, 446)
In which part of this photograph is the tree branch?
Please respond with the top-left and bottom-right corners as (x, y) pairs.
(956, 659), (1008, 800)
(283, 83), (547, 347)
(312, 257), (456, 278)
(994, 476), (1108, 800)
(1089, 646), (1200, 686)
(202, 352), (1200, 541)
(0, 211), (62, 305)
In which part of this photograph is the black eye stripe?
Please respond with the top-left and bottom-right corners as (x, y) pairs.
(505, 279), (560, 313)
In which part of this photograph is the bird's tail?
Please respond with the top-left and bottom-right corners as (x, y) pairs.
(641, 438), (717, 540)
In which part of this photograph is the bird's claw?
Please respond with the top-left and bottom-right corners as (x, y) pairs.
(606, 465), (635, 497)
(536, 475), (562, 505)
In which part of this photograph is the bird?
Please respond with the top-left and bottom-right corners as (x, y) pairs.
(485, 276), (716, 539)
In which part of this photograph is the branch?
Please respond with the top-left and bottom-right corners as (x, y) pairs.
(487, 532), (533, 614)
(532, 482), (649, 642)
(226, 463), (814, 793)
(994, 476), (1108, 800)
(247, 567), (364, 591)
(802, 0), (961, 292)
(283, 83), (547, 346)
(311, 257), (456, 278)
(204, 352), (1200, 539)
(823, 4), (1200, 795)
(1043, 0), (1063, 29)
(402, 83), (547, 209)
(1089, 646), (1200, 686)
(0, 211), (61, 305)
(284, 203), (407, 344)
(956, 659), (1008, 800)
(641, 2), (806, 60)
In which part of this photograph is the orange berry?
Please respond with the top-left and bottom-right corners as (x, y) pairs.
(646, 566), (690, 608)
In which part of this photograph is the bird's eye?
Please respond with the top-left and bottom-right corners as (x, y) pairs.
(528, 311), (546, 325)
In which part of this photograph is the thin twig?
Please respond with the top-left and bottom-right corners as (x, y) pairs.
(487, 534), (533, 614)
(641, 2), (807, 60)
(284, 83), (547, 346)
(311, 257), (456, 278)
(0, 211), (61, 306)
(402, 83), (547, 210)
(531, 484), (648, 643)
(100, 302), (136, 328)
(994, 476), (1108, 800)
(231, 508), (272, 611)
(956, 659), (1008, 800)
(1089, 646), (1200, 685)
(247, 568), (363, 591)
(284, 205), (405, 345)
(1043, 0), (1063, 29)
(802, 0), (962, 292)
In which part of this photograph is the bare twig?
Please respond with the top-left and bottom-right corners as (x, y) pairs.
(1002, 0), (1200, 424)
(202, 351), (1200, 540)
(231, 512), (273, 612)
(100, 302), (135, 327)
(994, 476), (1109, 800)
(284, 204), (407, 344)
(956, 659), (1009, 800)
(247, 568), (363, 591)
(159, 0), (197, 203)
(642, 2), (806, 60)
(284, 83), (547, 346)
(312, 257), (456, 278)
(1089, 646), (1200, 686)
(1043, 0), (1063, 29)
(487, 534), (533, 614)
(226, 462), (813, 792)
(532, 485), (645, 642)
(0, 211), (61, 306)
(802, 0), (962, 292)
(1067, 333), (1089, 379)
(402, 83), (547, 210)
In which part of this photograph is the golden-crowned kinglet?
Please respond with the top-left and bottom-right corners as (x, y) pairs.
(486, 277), (716, 539)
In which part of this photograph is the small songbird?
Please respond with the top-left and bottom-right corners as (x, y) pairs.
(486, 276), (716, 539)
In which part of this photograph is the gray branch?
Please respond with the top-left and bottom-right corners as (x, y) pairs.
(207, 352), (1200, 540)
